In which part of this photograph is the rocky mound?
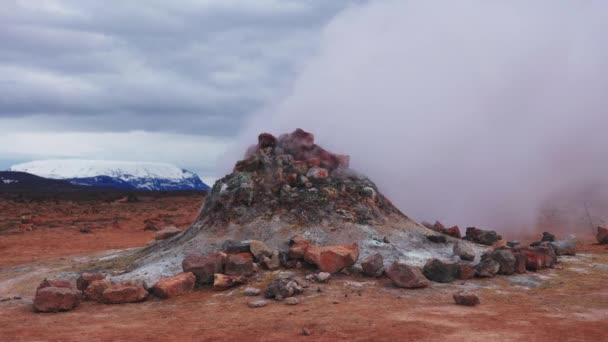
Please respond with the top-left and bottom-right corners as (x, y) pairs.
(120, 129), (486, 284)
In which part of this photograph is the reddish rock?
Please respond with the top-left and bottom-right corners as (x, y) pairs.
(84, 279), (113, 302)
(520, 244), (557, 271)
(288, 242), (310, 259)
(464, 227), (502, 246)
(225, 253), (254, 276)
(597, 227), (608, 244)
(361, 253), (384, 278)
(258, 133), (277, 148)
(290, 128), (315, 149)
(182, 253), (226, 285)
(292, 160), (309, 175)
(37, 278), (72, 291)
(286, 173), (298, 184)
(336, 154), (350, 168)
(34, 287), (81, 313)
(151, 272), (195, 299)
(456, 263), (476, 280)
(386, 262), (430, 289)
(444, 226), (461, 239)
(154, 226), (181, 241)
(306, 167), (329, 180)
(101, 283), (148, 304)
(432, 221), (446, 232)
(453, 292), (480, 306)
(307, 158), (321, 168)
(289, 235), (310, 246)
(213, 274), (247, 290)
(76, 273), (105, 291)
(303, 243), (359, 274)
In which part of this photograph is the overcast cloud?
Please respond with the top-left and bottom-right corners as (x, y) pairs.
(0, 0), (356, 180)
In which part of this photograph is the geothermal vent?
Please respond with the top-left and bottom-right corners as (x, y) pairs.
(123, 129), (485, 284)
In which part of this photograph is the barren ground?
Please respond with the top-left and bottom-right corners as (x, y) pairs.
(0, 193), (607, 341)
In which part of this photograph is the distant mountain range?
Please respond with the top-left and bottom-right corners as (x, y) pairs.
(8, 160), (210, 191)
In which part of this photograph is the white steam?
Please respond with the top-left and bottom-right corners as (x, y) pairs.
(236, 1), (608, 234)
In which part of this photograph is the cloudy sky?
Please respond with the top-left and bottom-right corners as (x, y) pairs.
(0, 0), (357, 184)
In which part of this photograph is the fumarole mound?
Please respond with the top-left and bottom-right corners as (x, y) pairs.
(123, 129), (485, 284)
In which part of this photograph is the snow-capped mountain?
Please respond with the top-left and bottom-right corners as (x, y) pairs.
(9, 160), (210, 191)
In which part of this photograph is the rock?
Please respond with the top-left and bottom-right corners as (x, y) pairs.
(288, 242), (310, 259)
(306, 167), (329, 180)
(258, 133), (277, 148)
(264, 278), (303, 300)
(520, 244), (557, 271)
(302, 328), (312, 336)
(551, 239), (577, 256)
(453, 242), (476, 261)
(243, 287), (261, 296)
(79, 227), (92, 234)
(386, 262), (430, 289)
(426, 235), (447, 243)
(221, 240), (251, 254)
(248, 240), (273, 260)
(37, 278), (72, 291)
(541, 231), (556, 242)
(151, 272), (195, 299)
(84, 279), (113, 302)
(76, 273), (105, 291)
(422, 259), (459, 283)
(225, 253), (254, 276)
(213, 274), (247, 290)
(474, 259), (500, 278)
(431, 221), (445, 232)
(485, 249), (516, 275)
(292, 160), (309, 175)
(33, 287), (81, 313)
(182, 253), (226, 285)
(513, 252), (527, 274)
(261, 251), (281, 270)
(444, 226), (462, 239)
(597, 227), (608, 244)
(144, 223), (159, 231)
(361, 253), (384, 278)
(154, 226), (181, 241)
(507, 240), (521, 248)
(306, 272), (331, 283)
(101, 283), (148, 304)
(463, 227), (502, 246)
(453, 292), (480, 306)
(303, 243), (359, 274)
(289, 235), (310, 246)
(247, 299), (268, 308)
(456, 263), (476, 280)
(284, 297), (300, 305)
(493, 240), (508, 249)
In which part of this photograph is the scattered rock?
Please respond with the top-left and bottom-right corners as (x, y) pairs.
(507, 240), (521, 248)
(386, 262), (430, 289)
(361, 253), (384, 278)
(456, 263), (476, 280)
(484, 249), (516, 275)
(463, 227), (502, 246)
(101, 283), (148, 304)
(151, 272), (195, 299)
(303, 243), (359, 274)
(33, 287), (81, 313)
(264, 278), (303, 300)
(225, 253), (254, 276)
(154, 226), (181, 241)
(597, 227), (608, 244)
(247, 299), (268, 308)
(306, 272), (331, 283)
(37, 278), (72, 291)
(520, 244), (557, 271)
(284, 297), (300, 305)
(453, 242), (476, 261)
(221, 240), (251, 254)
(474, 259), (500, 278)
(213, 274), (247, 290)
(84, 279), (113, 302)
(426, 235), (447, 243)
(182, 253), (226, 285)
(248, 240), (273, 260)
(76, 273), (105, 291)
(551, 238), (577, 256)
(261, 251), (281, 270)
(443, 226), (461, 239)
(453, 292), (480, 306)
(243, 287), (261, 296)
(513, 252), (527, 274)
(422, 259), (459, 283)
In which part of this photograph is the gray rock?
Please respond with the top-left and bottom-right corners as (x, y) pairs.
(248, 240), (273, 260)
(361, 253), (384, 277)
(284, 297), (300, 305)
(264, 278), (303, 299)
(551, 238), (577, 256)
(422, 259), (459, 283)
(453, 242), (475, 261)
(247, 299), (269, 308)
(243, 287), (261, 296)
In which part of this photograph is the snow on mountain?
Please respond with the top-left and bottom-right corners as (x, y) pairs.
(9, 160), (210, 191)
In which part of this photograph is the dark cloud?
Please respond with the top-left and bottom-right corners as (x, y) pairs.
(0, 0), (355, 135)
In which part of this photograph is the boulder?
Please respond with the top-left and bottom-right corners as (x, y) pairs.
(288, 242), (310, 259)
(101, 283), (148, 304)
(597, 227), (608, 244)
(520, 244), (557, 271)
(386, 262), (430, 289)
(444, 226), (462, 239)
(456, 263), (476, 280)
(426, 235), (447, 243)
(213, 274), (247, 290)
(248, 240), (273, 260)
(422, 259), (459, 283)
(484, 249), (516, 275)
(151, 272), (195, 299)
(154, 226), (181, 241)
(258, 133), (277, 148)
(551, 239), (577, 256)
(221, 240), (251, 254)
(264, 278), (303, 300)
(303, 243), (359, 274)
(453, 292), (480, 306)
(463, 227), (502, 246)
(182, 253), (226, 285)
(76, 273), (105, 291)
(261, 251), (281, 270)
(84, 279), (113, 302)
(474, 259), (500, 278)
(37, 278), (72, 291)
(513, 252), (527, 274)
(453, 242), (476, 261)
(34, 287), (81, 313)
(225, 253), (254, 276)
(361, 253), (384, 278)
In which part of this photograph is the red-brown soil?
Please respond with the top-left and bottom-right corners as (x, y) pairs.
(1, 192), (607, 341)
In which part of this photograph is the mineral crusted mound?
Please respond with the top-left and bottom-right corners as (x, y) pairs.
(120, 129), (486, 284)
